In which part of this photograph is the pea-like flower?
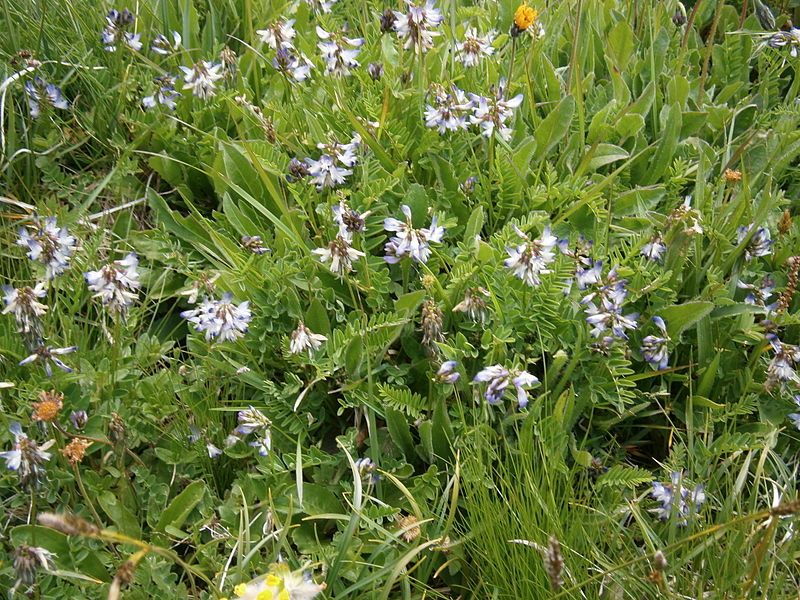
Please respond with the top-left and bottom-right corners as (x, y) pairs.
(85, 253), (141, 315)
(585, 296), (639, 341)
(290, 321), (328, 355)
(393, 0), (444, 53)
(737, 224), (773, 261)
(151, 31), (182, 55)
(3, 283), (48, 345)
(181, 292), (252, 342)
(313, 235), (365, 276)
(256, 19), (296, 49)
(738, 277), (777, 311)
(641, 234), (667, 263)
(19, 344), (77, 376)
(316, 26), (364, 77)
(305, 0), (337, 13)
(651, 471), (706, 524)
(142, 75), (180, 110)
(473, 364), (539, 409)
(424, 84), (471, 133)
(17, 217), (76, 279)
(504, 225), (557, 286)
(435, 361), (460, 384)
(272, 47), (313, 82)
(180, 61), (224, 100)
(11, 544), (55, 595)
(453, 287), (490, 323)
(456, 28), (495, 67)
(332, 201), (371, 239)
(235, 406), (272, 456)
(768, 27), (800, 57)
(305, 155), (352, 190)
(101, 9), (142, 52)
(0, 422), (54, 491)
(765, 333), (800, 386)
(468, 81), (523, 141)
(641, 316), (670, 370)
(24, 76), (69, 119)
(384, 205), (445, 264)
(788, 395), (800, 430)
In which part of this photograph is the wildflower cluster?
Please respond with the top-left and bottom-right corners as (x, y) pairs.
(180, 292), (252, 342)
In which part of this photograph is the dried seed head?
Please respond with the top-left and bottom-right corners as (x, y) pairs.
(38, 512), (101, 537)
(544, 535), (564, 591)
(778, 209), (792, 235)
(724, 168), (742, 183)
(653, 550), (668, 572)
(32, 389), (63, 422)
(380, 9), (395, 33)
(777, 256), (800, 313)
(770, 498), (800, 517)
(420, 299), (444, 354)
(61, 438), (91, 464)
(109, 412), (126, 447)
(13, 544), (54, 587)
(397, 514), (421, 542)
(672, 4), (687, 26)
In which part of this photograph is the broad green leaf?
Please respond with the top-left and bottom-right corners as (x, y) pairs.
(606, 21), (636, 71)
(156, 480), (206, 533)
(658, 301), (715, 338)
(385, 408), (416, 458)
(464, 205), (485, 244)
(533, 95), (576, 161)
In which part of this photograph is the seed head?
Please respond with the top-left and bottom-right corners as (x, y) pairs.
(32, 389), (63, 422)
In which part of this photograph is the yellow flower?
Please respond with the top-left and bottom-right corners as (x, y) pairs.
(265, 574), (282, 587)
(256, 591), (271, 600)
(514, 3), (538, 30)
(278, 591), (290, 600)
(234, 583), (247, 597)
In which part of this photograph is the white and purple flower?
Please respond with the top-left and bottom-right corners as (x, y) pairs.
(383, 204), (445, 264)
(473, 365), (539, 409)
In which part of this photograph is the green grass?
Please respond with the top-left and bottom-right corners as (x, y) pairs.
(0, 0), (799, 598)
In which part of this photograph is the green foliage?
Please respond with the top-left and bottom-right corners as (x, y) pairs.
(1, 0), (800, 598)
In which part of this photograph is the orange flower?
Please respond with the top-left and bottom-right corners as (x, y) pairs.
(61, 438), (91, 464)
(724, 168), (742, 183)
(32, 390), (63, 422)
(514, 3), (538, 30)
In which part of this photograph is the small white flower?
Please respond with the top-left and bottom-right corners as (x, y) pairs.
(3, 283), (48, 336)
(383, 204), (445, 264)
(0, 422), (54, 490)
(85, 253), (141, 314)
(305, 0), (337, 13)
(272, 47), (313, 82)
(313, 235), (365, 276)
(316, 26), (364, 77)
(504, 225), (557, 286)
(306, 155), (353, 190)
(394, 0), (444, 53)
(181, 292), (252, 342)
(641, 235), (667, 263)
(151, 31), (182, 55)
(290, 321), (328, 355)
(180, 61), (224, 100)
(469, 81), (523, 141)
(257, 19), (296, 49)
(424, 84), (471, 133)
(19, 344), (78, 376)
(473, 365), (539, 409)
(17, 217), (76, 280)
(456, 28), (495, 67)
